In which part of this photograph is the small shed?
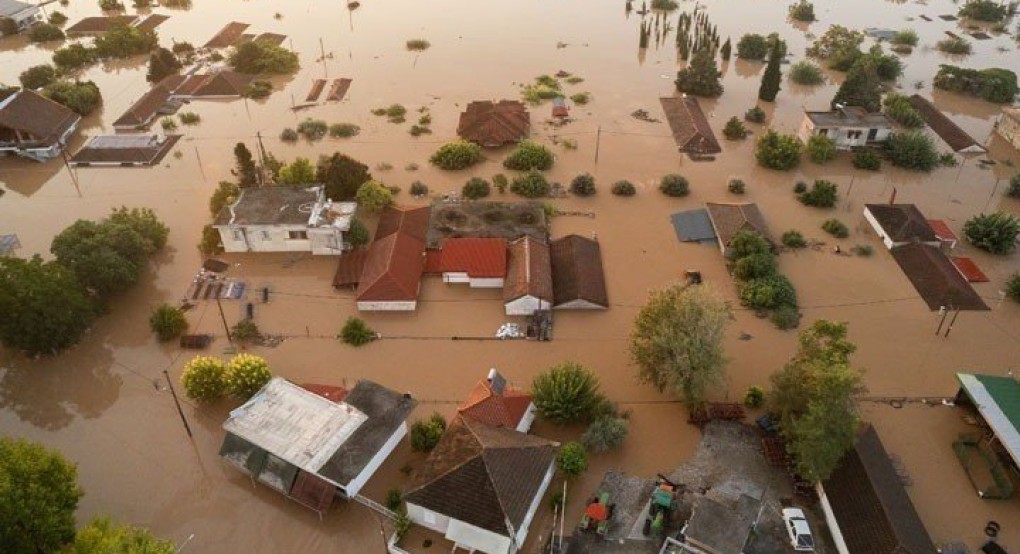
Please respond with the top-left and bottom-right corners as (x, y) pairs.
(909, 95), (987, 154)
(670, 209), (717, 244)
(457, 100), (530, 147)
(549, 234), (608, 310)
(659, 96), (722, 155)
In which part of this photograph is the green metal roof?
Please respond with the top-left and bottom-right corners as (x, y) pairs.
(956, 373), (1020, 465)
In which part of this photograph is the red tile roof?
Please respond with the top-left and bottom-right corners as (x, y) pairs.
(426, 238), (508, 278)
(504, 236), (553, 303)
(458, 379), (532, 429)
(356, 207), (431, 303)
(300, 383), (349, 403)
(926, 219), (958, 243)
(659, 96), (722, 155)
(457, 100), (531, 147)
(951, 257), (989, 283)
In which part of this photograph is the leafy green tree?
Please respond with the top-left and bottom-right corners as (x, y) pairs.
(209, 181), (240, 216)
(556, 442), (588, 477)
(410, 413), (446, 452)
(885, 131), (939, 171)
(228, 40), (299, 74)
(739, 274), (797, 309)
(224, 354), (272, 400)
(199, 225), (223, 255)
(933, 65), (1019, 104)
(755, 130), (802, 170)
(720, 37), (731, 60)
(852, 149), (882, 171)
(340, 316), (376, 346)
(659, 174), (690, 197)
(736, 33), (768, 60)
(503, 140), (554, 171)
(806, 25), (865, 70)
(93, 24), (158, 58)
(19, 65), (57, 90)
(861, 44), (903, 81)
(733, 253), (777, 280)
(149, 304), (188, 341)
(821, 219), (849, 238)
(316, 152), (372, 200)
(277, 157), (316, 184)
(43, 80), (102, 116)
(890, 29), (919, 47)
(462, 177), (491, 200)
(963, 212), (1020, 254)
(611, 180), (637, 196)
(532, 362), (606, 423)
(730, 229), (772, 258)
(582, 416), (629, 453)
(630, 284), (731, 405)
(510, 170), (551, 198)
(788, 0), (815, 21)
(789, 61), (824, 85)
(959, 0), (1009, 21)
(1006, 273), (1020, 302)
(831, 58), (881, 112)
(146, 47), (181, 83)
(48, 11), (68, 26)
(430, 140), (484, 170)
(744, 386), (765, 408)
(769, 321), (864, 482)
(722, 117), (748, 140)
(51, 220), (151, 299)
(28, 23), (64, 42)
(758, 45), (783, 102)
(797, 180), (838, 207)
(781, 230), (807, 249)
(231, 319), (260, 343)
(805, 135), (836, 164)
(570, 173), (596, 196)
(356, 180), (394, 212)
(347, 218), (370, 248)
(66, 517), (175, 554)
(180, 356), (227, 402)
(883, 93), (925, 128)
(1007, 173), (1020, 198)
(108, 207), (169, 250)
(675, 50), (723, 97)
(52, 44), (97, 71)
(0, 438), (83, 553)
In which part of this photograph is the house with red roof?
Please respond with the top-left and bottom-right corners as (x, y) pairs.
(504, 236), (553, 316)
(425, 237), (508, 288)
(458, 369), (536, 433)
(355, 206), (430, 311)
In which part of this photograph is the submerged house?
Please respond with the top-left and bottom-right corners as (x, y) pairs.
(219, 378), (416, 512)
(863, 204), (943, 250)
(0, 89), (81, 162)
(817, 425), (937, 554)
(457, 100), (530, 147)
(0, 0), (41, 35)
(503, 236), (553, 316)
(458, 369), (537, 433)
(70, 134), (181, 167)
(113, 83), (176, 131)
(212, 185), (357, 255)
(404, 416), (556, 554)
(889, 242), (988, 311)
(994, 107), (1020, 152)
(797, 106), (893, 150)
(161, 71), (254, 100)
(549, 234), (608, 310)
(908, 95), (986, 154)
(355, 206), (431, 311)
(424, 237), (508, 288)
(705, 202), (771, 257)
(659, 95), (722, 156)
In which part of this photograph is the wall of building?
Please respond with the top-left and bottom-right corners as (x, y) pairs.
(553, 299), (606, 310)
(357, 300), (417, 312)
(505, 296), (551, 316)
(515, 403), (537, 434)
(344, 423), (408, 497)
(798, 118), (891, 151)
(997, 115), (1020, 150)
(309, 228), (345, 256)
(470, 277), (505, 289)
(446, 519), (512, 554)
(815, 483), (850, 554)
(216, 224), (312, 253)
(513, 461), (555, 548)
(406, 503), (452, 536)
(862, 208), (896, 250)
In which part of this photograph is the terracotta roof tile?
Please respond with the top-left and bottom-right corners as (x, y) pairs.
(458, 379), (532, 429)
(503, 236), (553, 303)
(705, 202), (771, 247)
(550, 235), (608, 308)
(427, 238), (507, 278)
(926, 219), (958, 243)
(659, 96), (721, 155)
(457, 100), (530, 147)
(0, 90), (79, 145)
(890, 243), (988, 311)
(909, 94), (986, 153)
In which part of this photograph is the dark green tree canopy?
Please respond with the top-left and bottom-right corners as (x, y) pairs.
(43, 80), (102, 116)
(0, 438), (83, 553)
(68, 517), (175, 553)
(146, 47), (182, 83)
(316, 152), (372, 200)
(675, 50), (723, 97)
(831, 58), (882, 112)
(228, 40), (299, 74)
(758, 45), (783, 102)
(0, 256), (96, 355)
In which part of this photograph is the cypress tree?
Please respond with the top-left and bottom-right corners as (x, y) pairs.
(758, 43), (783, 101)
(720, 37), (731, 60)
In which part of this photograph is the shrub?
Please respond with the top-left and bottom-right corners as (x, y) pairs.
(939, 152), (958, 167)
(43, 80), (102, 116)
(405, 38), (431, 51)
(410, 181), (429, 196)
(883, 93), (925, 128)
(851, 244), (874, 256)
(386, 489), (402, 511)
(729, 230), (772, 258)
(891, 29), (919, 47)
(532, 361), (605, 424)
(570, 92), (591, 105)
(297, 118), (328, 140)
(886, 131), (939, 172)
(852, 149), (882, 171)
(329, 123), (360, 138)
(733, 252), (777, 280)
(94, 24), (157, 59)
(410, 413), (446, 452)
(52, 44), (97, 71)
(659, 174), (690, 197)
(745, 106), (767, 123)
(28, 23), (64, 42)
(171, 41), (194, 55)
(581, 416), (629, 453)
(744, 386), (765, 408)
(347, 218), (370, 248)
(356, 180), (394, 211)
(180, 356), (227, 401)
(243, 80), (272, 99)
(782, 230), (807, 249)
(798, 180), (838, 207)
(225, 354), (272, 400)
(48, 11), (68, 26)
(557, 442), (588, 477)
(770, 305), (801, 330)
(728, 179), (746, 194)
(793, 181), (808, 194)
(493, 173), (508, 193)
(1006, 273), (1020, 302)
(430, 140), (483, 170)
(959, 0), (1009, 22)
(736, 34), (769, 60)
(19, 65), (57, 90)
(278, 157), (315, 185)
(149, 304), (187, 341)
(723, 117), (748, 140)
(279, 128), (298, 142)
(756, 130), (802, 170)
(340, 317), (376, 346)
(231, 319), (260, 343)
(179, 112), (200, 125)
(822, 219), (850, 238)
(228, 40), (299, 74)
(806, 135), (837, 164)
(934, 64), (1019, 103)
(462, 177), (491, 200)
(209, 181), (240, 216)
(409, 124), (431, 136)
(739, 274), (798, 309)
(570, 173), (596, 196)
(651, 0), (678, 9)
(1007, 174), (1020, 198)
(199, 225), (223, 255)
(789, 61), (824, 85)
(160, 117), (177, 131)
(510, 170), (551, 198)
(503, 140), (554, 171)
(937, 37), (972, 55)
(964, 212), (1020, 254)
(788, 0), (815, 21)
(611, 180), (637, 196)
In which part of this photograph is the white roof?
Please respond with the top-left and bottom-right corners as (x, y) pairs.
(223, 378), (368, 475)
(86, 134), (166, 149)
(0, 0), (35, 17)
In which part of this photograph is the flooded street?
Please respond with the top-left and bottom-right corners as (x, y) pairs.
(3, 0), (1020, 551)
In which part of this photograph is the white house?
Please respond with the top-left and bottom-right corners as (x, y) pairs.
(212, 185), (357, 255)
(426, 237), (507, 289)
(219, 378), (416, 512)
(404, 416), (556, 554)
(458, 369), (537, 434)
(0, 0), (42, 35)
(0, 89), (80, 162)
(503, 236), (553, 316)
(863, 204), (943, 250)
(797, 106), (893, 150)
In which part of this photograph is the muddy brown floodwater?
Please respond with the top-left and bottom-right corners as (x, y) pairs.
(2, 0), (1020, 551)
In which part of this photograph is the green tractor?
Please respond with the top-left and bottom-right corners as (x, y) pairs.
(643, 475), (681, 536)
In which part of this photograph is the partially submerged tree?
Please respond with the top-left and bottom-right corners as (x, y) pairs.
(146, 47), (181, 83)
(532, 362), (607, 424)
(340, 316), (377, 346)
(316, 152), (372, 200)
(149, 304), (188, 341)
(675, 50), (723, 97)
(831, 58), (882, 112)
(582, 416), (629, 453)
(755, 130), (802, 170)
(228, 40), (299, 74)
(224, 353), (272, 400)
(758, 45), (783, 102)
(736, 33), (768, 60)
(180, 356), (227, 402)
(277, 157), (316, 185)
(233, 143), (259, 187)
(430, 140), (484, 170)
(68, 517), (175, 553)
(806, 25), (865, 71)
(355, 180), (394, 212)
(410, 413), (446, 452)
(556, 442), (588, 477)
(0, 438), (83, 553)
(503, 140), (554, 171)
(885, 131), (939, 172)
(629, 284), (731, 405)
(19, 64), (57, 90)
(43, 80), (102, 116)
(964, 212), (1020, 255)
(93, 24), (158, 59)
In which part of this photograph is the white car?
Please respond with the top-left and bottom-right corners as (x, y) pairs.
(782, 508), (815, 552)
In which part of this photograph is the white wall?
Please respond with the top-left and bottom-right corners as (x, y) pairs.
(862, 208), (896, 250)
(344, 423), (407, 498)
(515, 403), (537, 434)
(407, 503), (452, 535)
(505, 296), (551, 316)
(798, 117), (892, 151)
(553, 299), (606, 310)
(443, 272), (470, 284)
(357, 301), (417, 312)
(446, 519), (513, 554)
(2, 6), (41, 33)
(815, 483), (850, 554)
(470, 277), (505, 289)
(513, 461), (555, 549)
(217, 224), (312, 253)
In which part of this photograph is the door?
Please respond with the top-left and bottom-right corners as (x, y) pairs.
(867, 128), (878, 141)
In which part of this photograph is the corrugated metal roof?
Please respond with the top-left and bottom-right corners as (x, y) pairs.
(670, 209), (716, 243)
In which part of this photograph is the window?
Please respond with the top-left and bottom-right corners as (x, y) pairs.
(288, 230), (308, 240)
(818, 128), (828, 137)
(867, 128), (878, 141)
(261, 230), (271, 241)
(232, 229), (244, 241)
(847, 130), (862, 140)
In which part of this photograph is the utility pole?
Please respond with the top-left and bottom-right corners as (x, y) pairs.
(194, 146), (206, 181)
(216, 295), (233, 343)
(593, 126), (602, 167)
(935, 306), (949, 335)
(163, 370), (193, 438)
(60, 146), (81, 197)
(254, 132), (267, 186)
(944, 309), (961, 338)
(319, 37), (328, 77)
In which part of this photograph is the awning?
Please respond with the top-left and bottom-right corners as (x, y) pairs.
(957, 373), (1020, 468)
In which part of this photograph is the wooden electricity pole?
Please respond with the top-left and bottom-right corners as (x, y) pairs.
(163, 370), (193, 438)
